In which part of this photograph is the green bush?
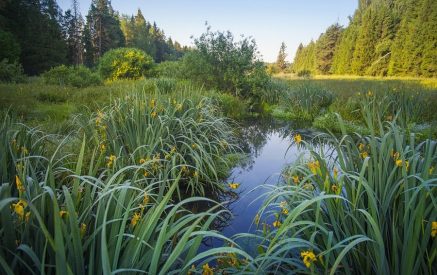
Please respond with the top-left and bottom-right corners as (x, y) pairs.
(42, 65), (101, 87)
(154, 61), (183, 78)
(0, 30), (20, 62)
(182, 27), (270, 98)
(0, 59), (26, 83)
(98, 48), (154, 80)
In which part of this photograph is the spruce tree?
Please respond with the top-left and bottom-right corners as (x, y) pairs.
(315, 23), (342, 74)
(276, 42), (287, 71)
(0, 0), (67, 74)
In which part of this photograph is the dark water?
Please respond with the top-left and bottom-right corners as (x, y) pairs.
(202, 119), (320, 252)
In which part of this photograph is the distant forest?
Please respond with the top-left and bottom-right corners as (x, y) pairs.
(292, 0), (437, 77)
(0, 0), (187, 75)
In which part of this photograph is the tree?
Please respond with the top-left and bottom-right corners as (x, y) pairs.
(276, 42), (287, 71)
(315, 23), (342, 74)
(85, 0), (124, 65)
(0, 30), (20, 62)
(292, 41), (316, 74)
(62, 0), (84, 66)
(183, 27), (269, 99)
(119, 8), (186, 63)
(294, 0), (437, 77)
(0, 0), (67, 74)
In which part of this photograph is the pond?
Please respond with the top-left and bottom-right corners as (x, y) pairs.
(202, 118), (324, 252)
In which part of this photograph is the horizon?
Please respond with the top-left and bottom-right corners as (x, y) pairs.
(57, 0), (357, 62)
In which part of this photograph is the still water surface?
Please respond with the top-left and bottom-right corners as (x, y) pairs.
(204, 119), (321, 252)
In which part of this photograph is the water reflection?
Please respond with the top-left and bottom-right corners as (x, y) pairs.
(201, 118), (325, 251)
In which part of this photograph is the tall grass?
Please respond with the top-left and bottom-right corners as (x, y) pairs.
(224, 111), (436, 274)
(0, 85), (245, 273)
(76, 90), (238, 196)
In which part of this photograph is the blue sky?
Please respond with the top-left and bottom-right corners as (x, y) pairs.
(58, 0), (357, 62)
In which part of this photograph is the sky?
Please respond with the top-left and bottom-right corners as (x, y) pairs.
(58, 0), (358, 62)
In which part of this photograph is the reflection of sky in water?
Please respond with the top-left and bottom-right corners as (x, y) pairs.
(223, 131), (304, 238)
(200, 121), (332, 255)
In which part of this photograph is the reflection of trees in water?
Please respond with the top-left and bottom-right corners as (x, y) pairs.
(236, 117), (316, 170)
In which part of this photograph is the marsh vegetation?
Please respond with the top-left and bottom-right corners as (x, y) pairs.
(1, 0), (436, 274)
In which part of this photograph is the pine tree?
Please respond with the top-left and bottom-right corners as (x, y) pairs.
(276, 42), (287, 71)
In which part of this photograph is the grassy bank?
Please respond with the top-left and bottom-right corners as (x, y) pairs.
(0, 78), (251, 133)
(275, 73), (437, 89)
(262, 76), (437, 138)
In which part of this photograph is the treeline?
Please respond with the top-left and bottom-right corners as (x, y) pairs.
(0, 0), (187, 75)
(292, 0), (437, 77)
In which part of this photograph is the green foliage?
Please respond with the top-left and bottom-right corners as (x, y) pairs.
(315, 24), (343, 74)
(211, 92), (250, 120)
(296, 69), (312, 78)
(313, 112), (370, 135)
(292, 42), (317, 74)
(154, 61), (184, 78)
(154, 77), (177, 94)
(83, 0), (125, 65)
(98, 48), (154, 80)
(0, 59), (26, 83)
(294, 0), (437, 77)
(275, 42), (288, 71)
(120, 9), (186, 63)
(266, 63), (280, 75)
(0, 30), (20, 62)
(182, 27), (270, 99)
(0, 0), (67, 75)
(42, 65), (101, 88)
(279, 83), (334, 120)
(0, 86), (245, 273)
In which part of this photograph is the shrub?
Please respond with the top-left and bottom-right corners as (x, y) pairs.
(98, 48), (154, 80)
(42, 65), (101, 87)
(182, 27), (270, 98)
(211, 92), (249, 119)
(154, 61), (183, 78)
(0, 59), (26, 83)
